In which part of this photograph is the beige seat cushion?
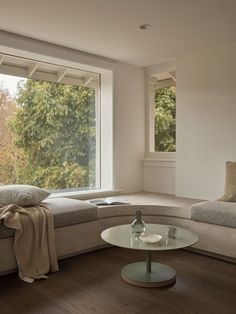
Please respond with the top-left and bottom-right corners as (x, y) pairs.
(0, 198), (98, 239)
(219, 161), (236, 202)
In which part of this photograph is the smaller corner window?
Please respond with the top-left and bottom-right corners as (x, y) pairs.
(150, 73), (176, 152)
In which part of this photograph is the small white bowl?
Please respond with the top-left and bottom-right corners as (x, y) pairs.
(139, 233), (162, 243)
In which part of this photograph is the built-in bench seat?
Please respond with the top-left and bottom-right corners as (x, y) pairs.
(0, 198), (98, 239)
(190, 200), (236, 228)
(1, 193), (236, 276)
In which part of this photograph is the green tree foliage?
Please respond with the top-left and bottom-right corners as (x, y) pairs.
(9, 79), (96, 190)
(154, 86), (176, 152)
(0, 87), (26, 184)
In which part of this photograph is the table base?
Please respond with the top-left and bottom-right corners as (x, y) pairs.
(121, 262), (176, 288)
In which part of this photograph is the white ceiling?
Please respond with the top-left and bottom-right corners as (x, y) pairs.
(0, 0), (236, 67)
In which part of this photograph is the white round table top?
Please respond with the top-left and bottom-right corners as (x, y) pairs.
(101, 223), (198, 251)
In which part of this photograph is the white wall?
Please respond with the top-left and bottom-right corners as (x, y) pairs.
(176, 41), (236, 200)
(143, 158), (176, 194)
(113, 63), (145, 192)
(0, 31), (145, 194)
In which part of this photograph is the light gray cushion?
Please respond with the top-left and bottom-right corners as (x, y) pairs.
(190, 200), (236, 228)
(0, 185), (50, 206)
(0, 197), (98, 239)
(42, 198), (98, 227)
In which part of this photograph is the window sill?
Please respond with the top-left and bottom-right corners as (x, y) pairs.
(48, 189), (122, 201)
(142, 158), (176, 168)
(145, 152), (176, 159)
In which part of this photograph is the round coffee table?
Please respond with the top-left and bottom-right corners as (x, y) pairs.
(101, 224), (198, 288)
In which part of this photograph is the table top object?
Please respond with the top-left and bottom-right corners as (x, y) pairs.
(101, 223), (198, 251)
(139, 233), (162, 243)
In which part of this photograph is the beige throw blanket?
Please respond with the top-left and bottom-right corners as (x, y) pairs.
(0, 203), (58, 283)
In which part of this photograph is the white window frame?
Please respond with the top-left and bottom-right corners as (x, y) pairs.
(0, 41), (114, 198)
(145, 61), (176, 160)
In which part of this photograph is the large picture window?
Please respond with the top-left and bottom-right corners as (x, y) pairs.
(0, 54), (100, 193)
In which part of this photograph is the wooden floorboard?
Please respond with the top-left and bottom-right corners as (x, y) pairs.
(0, 248), (236, 314)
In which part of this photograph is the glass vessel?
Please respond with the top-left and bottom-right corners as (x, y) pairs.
(131, 210), (146, 236)
(166, 226), (177, 238)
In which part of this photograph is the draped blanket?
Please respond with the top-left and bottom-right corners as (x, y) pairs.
(0, 203), (58, 283)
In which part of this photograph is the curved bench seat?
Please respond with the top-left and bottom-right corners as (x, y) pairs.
(0, 198), (98, 239)
(0, 199), (235, 276)
(190, 200), (236, 228)
(98, 204), (189, 219)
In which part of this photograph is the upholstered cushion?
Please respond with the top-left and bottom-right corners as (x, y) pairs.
(42, 198), (98, 227)
(220, 161), (236, 202)
(0, 197), (98, 239)
(0, 185), (50, 206)
(190, 200), (236, 228)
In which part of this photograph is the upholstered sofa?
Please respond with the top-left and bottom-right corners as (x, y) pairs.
(189, 200), (236, 259)
(99, 199), (236, 262)
(0, 195), (235, 276)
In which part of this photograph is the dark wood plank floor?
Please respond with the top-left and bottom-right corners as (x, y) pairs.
(0, 248), (236, 314)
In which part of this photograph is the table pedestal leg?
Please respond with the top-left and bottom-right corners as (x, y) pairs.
(121, 250), (176, 288)
(146, 251), (152, 273)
